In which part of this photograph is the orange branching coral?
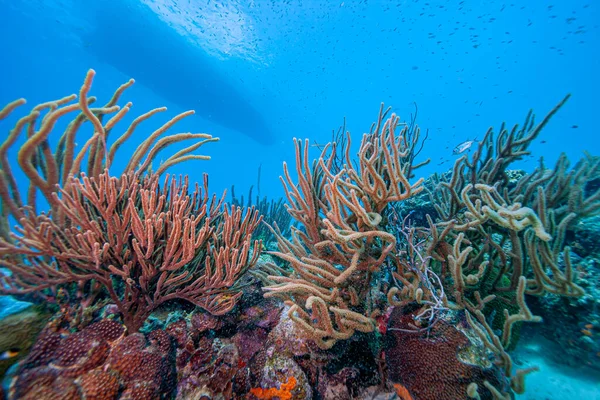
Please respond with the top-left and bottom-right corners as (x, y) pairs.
(250, 376), (298, 400)
(0, 69), (217, 242)
(0, 170), (262, 332)
(0, 70), (264, 332)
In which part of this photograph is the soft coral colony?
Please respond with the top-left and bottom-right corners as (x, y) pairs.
(0, 69), (262, 334)
(0, 71), (597, 400)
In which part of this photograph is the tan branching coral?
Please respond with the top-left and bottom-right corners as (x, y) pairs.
(459, 183), (552, 241)
(425, 95), (599, 398)
(427, 96), (596, 298)
(264, 104), (428, 349)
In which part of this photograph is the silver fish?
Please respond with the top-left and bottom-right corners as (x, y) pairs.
(453, 139), (477, 155)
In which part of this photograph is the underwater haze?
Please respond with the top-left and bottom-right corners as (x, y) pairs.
(0, 1), (599, 399)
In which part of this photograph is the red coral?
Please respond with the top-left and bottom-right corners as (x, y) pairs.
(111, 333), (146, 354)
(386, 307), (505, 400)
(11, 368), (80, 400)
(108, 334), (147, 381)
(77, 370), (120, 400)
(50, 331), (110, 377)
(120, 381), (160, 400)
(147, 329), (173, 354)
(165, 319), (189, 347)
(191, 311), (220, 333)
(86, 320), (126, 343)
(48, 320), (122, 377)
(10, 320), (176, 399)
(21, 331), (61, 369)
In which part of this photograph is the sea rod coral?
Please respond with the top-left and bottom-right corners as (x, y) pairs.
(261, 104), (430, 349)
(259, 98), (599, 399)
(0, 70), (263, 332)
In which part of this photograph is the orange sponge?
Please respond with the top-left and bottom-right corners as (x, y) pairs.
(250, 376), (298, 400)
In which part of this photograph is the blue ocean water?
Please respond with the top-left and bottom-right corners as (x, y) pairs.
(0, 1), (598, 399)
(1, 0), (597, 200)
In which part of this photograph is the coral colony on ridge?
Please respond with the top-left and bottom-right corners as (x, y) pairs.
(0, 70), (598, 400)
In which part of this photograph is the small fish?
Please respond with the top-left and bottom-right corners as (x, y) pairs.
(0, 349), (19, 360)
(453, 138), (477, 155)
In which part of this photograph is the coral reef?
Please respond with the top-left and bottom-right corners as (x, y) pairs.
(262, 104), (428, 350)
(8, 320), (175, 399)
(0, 70), (263, 333)
(386, 307), (505, 400)
(257, 98), (599, 399)
(1, 70), (598, 399)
